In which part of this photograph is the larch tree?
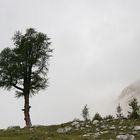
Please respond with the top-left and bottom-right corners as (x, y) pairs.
(0, 28), (53, 127)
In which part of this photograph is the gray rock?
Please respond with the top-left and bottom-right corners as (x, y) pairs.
(116, 134), (135, 140)
(109, 126), (116, 130)
(7, 126), (20, 130)
(71, 121), (80, 129)
(83, 133), (92, 137)
(92, 132), (100, 138)
(93, 120), (99, 125)
(96, 128), (100, 132)
(102, 130), (109, 134)
(133, 126), (140, 131)
(71, 121), (79, 126)
(57, 126), (72, 133)
(132, 131), (138, 135)
(100, 125), (106, 129)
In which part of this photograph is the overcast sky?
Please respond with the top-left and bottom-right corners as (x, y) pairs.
(0, 0), (140, 128)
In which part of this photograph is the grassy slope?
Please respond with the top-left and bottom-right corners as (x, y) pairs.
(0, 119), (140, 140)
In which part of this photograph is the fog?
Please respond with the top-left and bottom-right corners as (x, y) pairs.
(0, 0), (140, 128)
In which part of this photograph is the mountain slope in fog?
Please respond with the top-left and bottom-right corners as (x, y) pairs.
(119, 80), (140, 115)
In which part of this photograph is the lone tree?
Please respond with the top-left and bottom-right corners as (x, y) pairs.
(0, 28), (52, 127)
(82, 104), (89, 121)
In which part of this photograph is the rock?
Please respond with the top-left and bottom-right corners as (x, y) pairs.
(119, 132), (124, 135)
(80, 127), (84, 130)
(116, 134), (135, 140)
(92, 132), (100, 138)
(29, 128), (34, 132)
(7, 126), (20, 130)
(132, 131), (138, 135)
(93, 120), (99, 125)
(119, 126), (122, 129)
(71, 121), (79, 126)
(75, 124), (80, 129)
(123, 126), (127, 129)
(85, 125), (90, 128)
(100, 125), (106, 129)
(83, 133), (90, 137)
(109, 126), (116, 130)
(102, 130), (109, 134)
(96, 128), (100, 132)
(133, 126), (140, 131)
(57, 126), (72, 133)
(71, 121), (80, 129)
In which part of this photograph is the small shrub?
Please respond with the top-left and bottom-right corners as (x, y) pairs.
(127, 98), (140, 119)
(92, 112), (102, 121)
(82, 104), (90, 121)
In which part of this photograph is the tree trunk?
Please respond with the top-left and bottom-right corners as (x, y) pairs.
(24, 94), (32, 127)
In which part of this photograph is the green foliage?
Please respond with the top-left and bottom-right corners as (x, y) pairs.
(0, 28), (52, 97)
(82, 104), (89, 121)
(92, 112), (102, 121)
(128, 98), (140, 119)
(116, 103), (124, 119)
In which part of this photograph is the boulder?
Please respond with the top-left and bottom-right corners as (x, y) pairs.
(133, 126), (140, 131)
(116, 134), (135, 140)
(93, 120), (99, 125)
(71, 121), (80, 129)
(71, 121), (79, 126)
(57, 126), (72, 133)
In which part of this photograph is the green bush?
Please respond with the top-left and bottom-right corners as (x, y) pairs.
(92, 113), (102, 121)
(127, 98), (140, 119)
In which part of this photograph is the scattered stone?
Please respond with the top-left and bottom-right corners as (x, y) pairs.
(133, 126), (140, 131)
(71, 121), (80, 129)
(109, 126), (116, 130)
(29, 128), (34, 132)
(71, 121), (79, 126)
(92, 132), (100, 138)
(119, 132), (124, 135)
(83, 133), (91, 137)
(93, 120), (99, 125)
(7, 126), (20, 130)
(116, 134), (135, 140)
(132, 131), (138, 135)
(102, 130), (109, 134)
(57, 126), (72, 133)
(85, 125), (90, 128)
(123, 126), (127, 129)
(96, 128), (100, 132)
(80, 127), (84, 130)
(100, 125), (106, 129)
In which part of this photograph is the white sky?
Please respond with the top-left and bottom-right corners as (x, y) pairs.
(0, 0), (140, 128)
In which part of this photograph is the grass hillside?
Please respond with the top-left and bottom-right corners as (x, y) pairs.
(0, 119), (140, 140)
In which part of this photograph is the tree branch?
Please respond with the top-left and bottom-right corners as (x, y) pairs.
(13, 84), (23, 91)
